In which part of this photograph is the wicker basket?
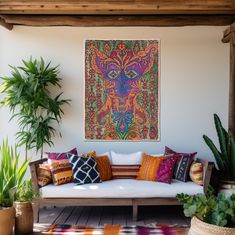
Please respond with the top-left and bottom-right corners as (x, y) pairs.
(14, 202), (33, 234)
(0, 207), (15, 235)
(189, 216), (235, 235)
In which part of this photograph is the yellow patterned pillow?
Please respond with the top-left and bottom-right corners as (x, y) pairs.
(50, 160), (73, 185)
(189, 162), (203, 185)
(137, 154), (165, 181)
(82, 151), (96, 158)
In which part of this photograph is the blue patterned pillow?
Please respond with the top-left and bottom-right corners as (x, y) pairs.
(69, 155), (102, 185)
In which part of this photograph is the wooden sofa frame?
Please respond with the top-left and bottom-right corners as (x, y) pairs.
(30, 158), (214, 222)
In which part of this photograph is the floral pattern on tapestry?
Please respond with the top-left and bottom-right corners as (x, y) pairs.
(85, 40), (160, 140)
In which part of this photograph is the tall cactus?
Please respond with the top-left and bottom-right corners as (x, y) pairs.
(203, 114), (235, 181)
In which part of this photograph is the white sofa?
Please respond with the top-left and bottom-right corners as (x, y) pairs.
(30, 151), (213, 221)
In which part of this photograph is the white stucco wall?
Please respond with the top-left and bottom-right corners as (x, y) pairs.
(0, 26), (230, 161)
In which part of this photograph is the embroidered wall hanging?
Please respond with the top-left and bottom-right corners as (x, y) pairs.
(85, 40), (160, 141)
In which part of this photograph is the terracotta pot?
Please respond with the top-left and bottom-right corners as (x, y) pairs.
(14, 202), (33, 234)
(0, 207), (15, 235)
(219, 180), (235, 196)
(189, 216), (235, 235)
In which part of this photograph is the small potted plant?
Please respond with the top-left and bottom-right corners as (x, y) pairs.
(177, 189), (235, 235)
(0, 139), (28, 235)
(14, 179), (39, 234)
(203, 114), (235, 195)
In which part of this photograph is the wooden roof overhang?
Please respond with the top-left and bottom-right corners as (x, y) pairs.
(0, 1), (234, 29)
(0, 0), (234, 137)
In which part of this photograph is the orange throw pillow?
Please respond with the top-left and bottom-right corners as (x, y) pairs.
(137, 154), (165, 181)
(94, 155), (112, 181)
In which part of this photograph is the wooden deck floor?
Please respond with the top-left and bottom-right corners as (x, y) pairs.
(34, 205), (190, 233)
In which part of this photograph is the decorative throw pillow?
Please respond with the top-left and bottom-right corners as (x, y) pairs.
(111, 151), (143, 165)
(94, 155), (112, 181)
(136, 154), (165, 181)
(46, 148), (78, 160)
(37, 163), (52, 187)
(69, 155), (102, 185)
(164, 146), (196, 182)
(190, 161), (204, 185)
(81, 151), (96, 158)
(50, 160), (73, 185)
(111, 165), (140, 179)
(156, 155), (177, 184)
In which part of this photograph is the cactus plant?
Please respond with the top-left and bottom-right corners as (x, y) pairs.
(203, 114), (235, 181)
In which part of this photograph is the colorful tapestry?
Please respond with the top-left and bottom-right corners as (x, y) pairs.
(44, 224), (189, 235)
(85, 40), (160, 140)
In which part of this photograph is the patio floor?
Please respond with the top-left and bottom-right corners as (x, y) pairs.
(33, 205), (190, 233)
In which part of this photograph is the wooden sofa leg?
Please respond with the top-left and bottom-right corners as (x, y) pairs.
(32, 201), (40, 223)
(133, 203), (138, 221)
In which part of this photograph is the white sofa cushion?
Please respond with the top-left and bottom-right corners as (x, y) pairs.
(111, 152), (143, 165)
(40, 179), (203, 198)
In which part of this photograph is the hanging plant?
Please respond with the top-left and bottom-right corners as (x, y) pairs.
(0, 58), (70, 158)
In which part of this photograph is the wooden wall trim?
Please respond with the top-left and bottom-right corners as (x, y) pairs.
(0, 0), (234, 15)
(1, 15), (234, 28)
(223, 23), (235, 138)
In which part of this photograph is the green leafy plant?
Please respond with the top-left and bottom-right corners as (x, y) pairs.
(0, 139), (29, 208)
(203, 114), (235, 180)
(177, 188), (235, 228)
(0, 58), (70, 158)
(15, 179), (39, 202)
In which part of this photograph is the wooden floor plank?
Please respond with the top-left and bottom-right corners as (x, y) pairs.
(99, 206), (113, 225)
(39, 206), (64, 224)
(87, 206), (103, 226)
(76, 206), (92, 225)
(67, 206), (84, 225)
(36, 205), (190, 229)
(112, 206), (127, 225)
(54, 206), (74, 224)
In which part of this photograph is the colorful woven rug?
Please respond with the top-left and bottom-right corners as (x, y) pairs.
(44, 224), (189, 235)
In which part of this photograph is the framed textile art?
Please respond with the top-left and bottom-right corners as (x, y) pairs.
(85, 40), (160, 141)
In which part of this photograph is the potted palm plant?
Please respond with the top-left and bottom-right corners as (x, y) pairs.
(0, 57), (70, 159)
(203, 114), (235, 195)
(177, 189), (235, 235)
(14, 179), (38, 234)
(0, 139), (28, 235)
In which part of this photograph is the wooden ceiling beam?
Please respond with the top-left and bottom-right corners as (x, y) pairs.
(1, 15), (234, 27)
(0, 16), (13, 30)
(0, 1), (234, 15)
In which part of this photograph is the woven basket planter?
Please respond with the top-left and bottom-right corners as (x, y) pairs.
(189, 216), (235, 235)
(14, 202), (33, 234)
(0, 207), (15, 235)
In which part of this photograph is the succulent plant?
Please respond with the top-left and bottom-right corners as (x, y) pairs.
(203, 114), (235, 181)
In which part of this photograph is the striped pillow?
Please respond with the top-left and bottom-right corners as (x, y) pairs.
(136, 154), (165, 181)
(111, 165), (140, 179)
(94, 155), (112, 181)
(164, 146), (196, 182)
(50, 160), (73, 185)
(190, 161), (203, 185)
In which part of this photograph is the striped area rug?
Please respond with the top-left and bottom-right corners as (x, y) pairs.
(44, 224), (189, 235)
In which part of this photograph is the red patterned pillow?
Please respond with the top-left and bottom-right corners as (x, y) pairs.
(46, 148), (78, 160)
(156, 155), (177, 184)
(164, 146), (196, 182)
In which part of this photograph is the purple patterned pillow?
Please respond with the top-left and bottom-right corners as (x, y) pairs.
(156, 155), (177, 184)
(164, 146), (196, 182)
(46, 148), (78, 160)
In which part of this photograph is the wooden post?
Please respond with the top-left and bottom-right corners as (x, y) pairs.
(222, 23), (235, 138)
